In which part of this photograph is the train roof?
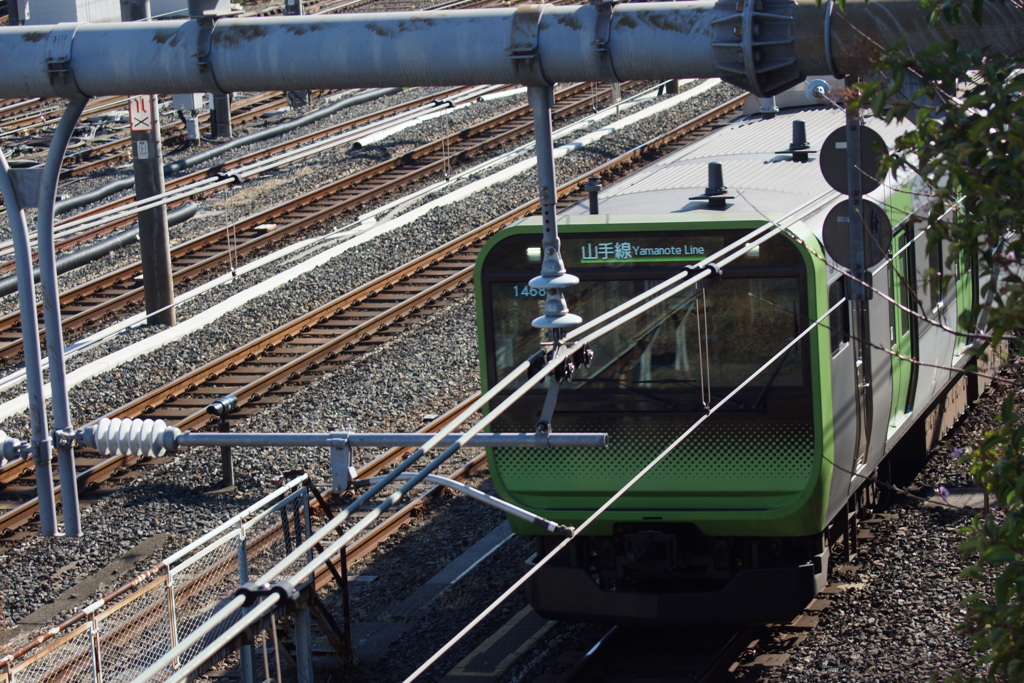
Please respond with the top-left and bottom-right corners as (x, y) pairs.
(560, 101), (911, 219)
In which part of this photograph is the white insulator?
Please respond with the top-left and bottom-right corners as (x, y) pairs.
(90, 418), (180, 458)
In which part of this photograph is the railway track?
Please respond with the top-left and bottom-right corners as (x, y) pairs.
(0, 85), (490, 271)
(0, 92), (748, 550)
(0, 90), (341, 176)
(0, 96), (125, 137)
(0, 81), (616, 367)
(57, 90), (345, 177)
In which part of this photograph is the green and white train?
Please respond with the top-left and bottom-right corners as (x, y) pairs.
(473, 91), (998, 624)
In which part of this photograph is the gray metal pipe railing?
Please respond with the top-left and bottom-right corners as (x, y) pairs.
(0, 2), (1019, 99)
(171, 431), (605, 449)
(136, 342), (584, 681)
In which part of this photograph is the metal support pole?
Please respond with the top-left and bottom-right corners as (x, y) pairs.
(9, 0), (24, 24)
(210, 94), (233, 139)
(239, 631), (256, 683)
(132, 97), (176, 326)
(237, 518), (256, 679)
(845, 106), (870, 301)
(283, 0), (311, 112)
(89, 614), (103, 683)
(845, 88), (873, 470)
(165, 577), (181, 669)
(122, 0), (176, 327)
(295, 594), (313, 683)
(584, 176), (602, 215)
(0, 158), (58, 536)
(38, 98), (89, 536)
(219, 418), (235, 489)
(526, 85), (580, 332)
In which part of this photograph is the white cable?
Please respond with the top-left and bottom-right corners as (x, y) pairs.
(404, 275), (844, 682)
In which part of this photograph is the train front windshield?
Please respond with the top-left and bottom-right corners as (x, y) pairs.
(482, 229), (809, 409)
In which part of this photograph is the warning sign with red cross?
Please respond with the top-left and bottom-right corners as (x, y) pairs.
(129, 95), (153, 132)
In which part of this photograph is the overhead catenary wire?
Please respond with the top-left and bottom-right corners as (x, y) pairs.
(721, 180), (1012, 363)
(134, 181), (843, 679)
(24, 81), (991, 671)
(409, 176), (1017, 677)
(0, 80), (692, 258)
(403, 268), (844, 682)
(146, 199), (847, 680)
(136, 345), (571, 681)
(0, 82), (707, 412)
(133, 179), (1000, 680)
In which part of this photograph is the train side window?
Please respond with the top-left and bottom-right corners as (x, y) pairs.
(927, 242), (942, 310)
(828, 280), (849, 355)
(927, 241), (956, 312)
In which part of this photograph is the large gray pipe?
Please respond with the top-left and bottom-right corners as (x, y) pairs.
(0, 1), (1020, 99)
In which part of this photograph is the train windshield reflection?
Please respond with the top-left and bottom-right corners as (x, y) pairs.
(490, 277), (804, 399)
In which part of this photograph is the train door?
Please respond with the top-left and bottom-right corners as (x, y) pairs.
(888, 228), (918, 433)
(955, 248), (977, 354)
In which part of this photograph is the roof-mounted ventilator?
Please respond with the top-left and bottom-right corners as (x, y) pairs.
(777, 120), (816, 162)
(585, 176), (602, 215)
(690, 162), (734, 208)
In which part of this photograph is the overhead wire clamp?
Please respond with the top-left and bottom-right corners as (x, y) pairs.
(216, 170), (244, 184)
(237, 580), (299, 607)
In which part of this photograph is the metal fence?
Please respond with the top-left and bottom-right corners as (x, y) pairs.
(0, 476), (311, 683)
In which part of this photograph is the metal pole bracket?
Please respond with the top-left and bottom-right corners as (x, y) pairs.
(7, 167), (44, 209)
(328, 433), (355, 493)
(45, 23), (82, 99)
(509, 5), (549, 86)
(193, 18), (230, 95)
(591, 0), (620, 83)
(710, 0), (800, 97)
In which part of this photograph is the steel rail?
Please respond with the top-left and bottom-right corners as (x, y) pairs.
(0, 82), (606, 365)
(51, 90), (343, 178)
(0, 85), (479, 266)
(12, 91), (341, 174)
(0, 92), (746, 544)
(0, 96), (125, 136)
(0, 92), (299, 171)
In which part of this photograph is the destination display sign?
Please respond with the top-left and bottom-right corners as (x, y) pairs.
(565, 235), (725, 268)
